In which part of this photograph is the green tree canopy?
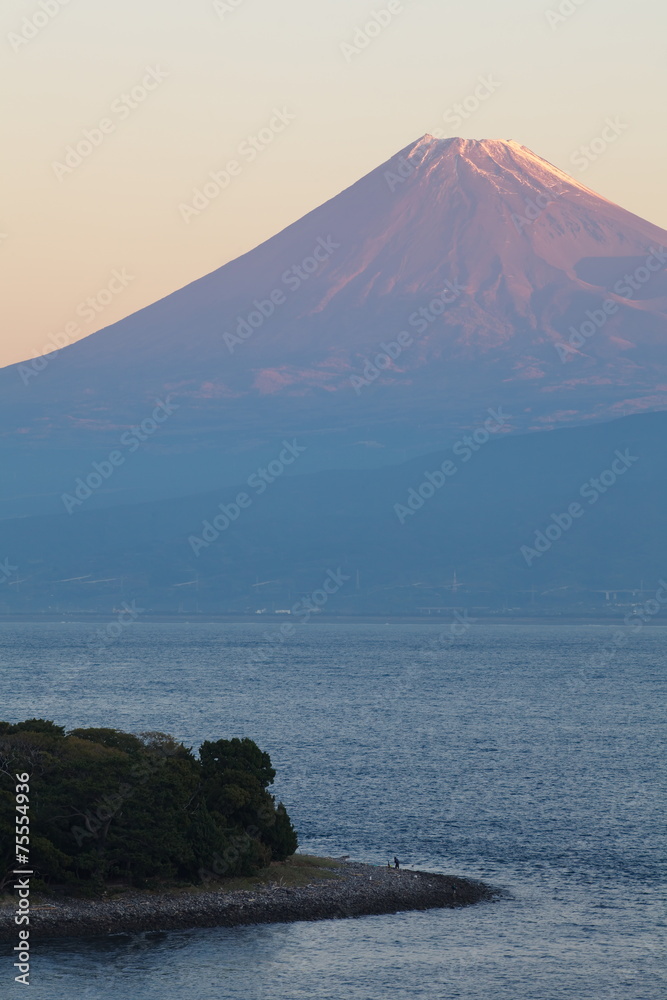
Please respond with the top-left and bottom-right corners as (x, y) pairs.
(0, 721), (297, 892)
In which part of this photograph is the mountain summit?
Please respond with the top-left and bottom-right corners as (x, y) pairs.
(2, 135), (666, 517)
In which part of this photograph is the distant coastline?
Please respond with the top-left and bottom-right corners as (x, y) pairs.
(0, 613), (657, 626)
(0, 859), (496, 942)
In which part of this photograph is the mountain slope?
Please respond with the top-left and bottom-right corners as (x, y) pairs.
(2, 136), (666, 519)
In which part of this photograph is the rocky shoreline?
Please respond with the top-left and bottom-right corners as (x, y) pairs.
(0, 860), (496, 941)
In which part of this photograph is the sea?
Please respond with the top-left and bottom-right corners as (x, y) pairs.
(0, 621), (664, 999)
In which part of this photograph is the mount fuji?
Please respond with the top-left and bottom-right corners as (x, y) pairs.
(2, 135), (666, 520)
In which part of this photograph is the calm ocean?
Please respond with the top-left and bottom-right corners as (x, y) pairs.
(1, 622), (664, 999)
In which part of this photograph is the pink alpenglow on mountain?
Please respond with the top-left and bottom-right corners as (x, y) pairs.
(2, 136), (666, 515)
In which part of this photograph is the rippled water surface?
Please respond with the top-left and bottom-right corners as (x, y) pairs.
(1, 622), (665, 999)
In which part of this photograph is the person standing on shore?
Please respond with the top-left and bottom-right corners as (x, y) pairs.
(394, 857), (400, 869)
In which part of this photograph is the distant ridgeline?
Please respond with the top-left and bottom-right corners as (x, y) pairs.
(0, 720), (297, 892)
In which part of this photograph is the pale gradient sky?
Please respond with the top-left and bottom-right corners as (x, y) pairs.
(1, 0), (665, 368)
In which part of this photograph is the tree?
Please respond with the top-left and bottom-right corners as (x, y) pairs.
(0, 721), (298, 892)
